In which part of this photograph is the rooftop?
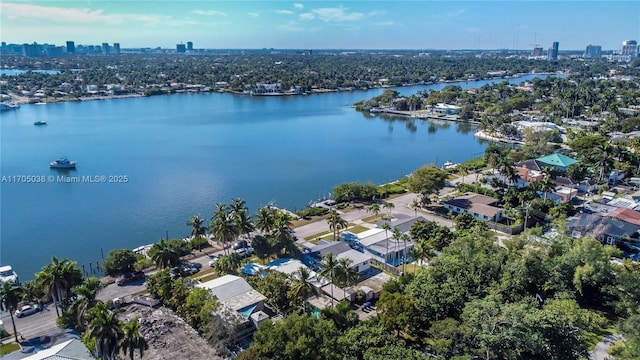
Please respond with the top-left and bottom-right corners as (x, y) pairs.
(196, 275), (266, 311)
(536, 153), (578, 168)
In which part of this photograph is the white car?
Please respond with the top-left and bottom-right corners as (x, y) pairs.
(235, 247), (254, 258)
(208, 255), (220, 267)
(15, 304), (42, 318)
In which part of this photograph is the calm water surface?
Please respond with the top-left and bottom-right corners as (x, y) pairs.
(1, 74), (545, 279)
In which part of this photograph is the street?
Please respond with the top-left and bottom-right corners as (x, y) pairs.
(1, 303), (59, 340)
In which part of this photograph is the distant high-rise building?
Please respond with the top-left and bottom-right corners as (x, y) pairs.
(102, 42), (110, 55)
(621, 40), (638, 57)
(113, 43), (121, 55)
(66, 41), (75, 54)
(548, 41), (559, 60)
(531, 47), (543, 56)
(22, 43), (41, 57)
(584, 45), (602, 59)
(176, 43), (186, 53)
(187, 41), (193, 51)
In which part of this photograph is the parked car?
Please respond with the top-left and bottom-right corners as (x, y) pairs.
(233, 240), (249, 250)
(116, 270), (145, 285)
(208, 255), (220, 267)
(171, 263), (199, 278)
(235, 247), (254, 258)
(15, 304), (42, 318)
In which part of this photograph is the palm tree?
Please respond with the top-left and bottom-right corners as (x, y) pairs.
(408, 242), (432, 273)
(336, 258), (358, 300)
(35, 256), (83, 317)
(319, 253), (339, 307)
(87, 302), (123, 360)
(536, 175), (556, 200)
(69, 277), (103, 332)
(287, 267), (318, 309)
(186, 214), (206, 239)
(498, 159), (519, 187)
(1, 281), (23, 342)
(410, 199), (421, 217)
(150, 239), (180, 269)
(391, 228), (403, 267)
(234, 207), (256, 242)
(256, 206), (276, 235)
(367, 203), (381, 221)
(381, 222), (391, 265)
(383, 202), (395, 219)
(210, 203), (238, 255)
(273, 210), (295, 255)
(119, 316), (148, 360)
(327, 210), (348, 241)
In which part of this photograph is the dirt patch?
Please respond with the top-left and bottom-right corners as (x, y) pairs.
(117, 304), (223, 360)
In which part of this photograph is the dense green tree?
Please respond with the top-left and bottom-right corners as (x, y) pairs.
(102, 249), (137, 275)
(243, 312), (342, 360)
(149, 239), (181, 269)
(406, 166), (448, 205)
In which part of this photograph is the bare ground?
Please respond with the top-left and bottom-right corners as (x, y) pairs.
(117, 304), (223, 360)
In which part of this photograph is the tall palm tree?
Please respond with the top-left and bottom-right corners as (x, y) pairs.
(319, 253), (339, 307)
(35, 256), (83, 317)
(186, 214), (206, 239)
(1, 281), (23, 342)
(273, 211), (295, 255)
(391, 228), (403, 267)
(498, 159), (519, 188)
(256, 206), (276, 235)
(327, 210), (348, 241)
(287, 267), (318, 308)
(367, 203), (381, 220)
(150, 239), (180, 269)
(335, 258), (358, 300)
(87, 302), (123, 360)
(234, 208), (256, 242)
(381, 222), (391, 265)
(410, 199), (421, 217)
(383, 202), (395, 219)
(119, 316), (148, 360)
(210, 203), (238, 255)
(408, 242), (432, 273)
(69, 277), (103, 332)
(536, 175), (556, 200)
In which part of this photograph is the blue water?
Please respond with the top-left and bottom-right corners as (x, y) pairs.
(0, 74), (547, 279)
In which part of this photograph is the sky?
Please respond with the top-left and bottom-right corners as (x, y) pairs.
(0, 1), (638, 50)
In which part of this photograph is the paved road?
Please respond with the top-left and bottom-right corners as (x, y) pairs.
(1, 303), (58, 340)
(591, 334), (623, 360)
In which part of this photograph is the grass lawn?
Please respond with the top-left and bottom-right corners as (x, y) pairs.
(361, 214), (388, 223)
(0, 343), (20, 355)
(584, 324), (617, 350)
(304, 230), (331, 241)
(347, 225), (370, 234)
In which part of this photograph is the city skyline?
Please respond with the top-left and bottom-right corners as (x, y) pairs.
(0, 1), (638, 50)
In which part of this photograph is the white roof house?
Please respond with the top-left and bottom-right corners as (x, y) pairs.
(337, 249), (373, 274)
(356, 228), (414, 266)
(197, 274), (266, 312)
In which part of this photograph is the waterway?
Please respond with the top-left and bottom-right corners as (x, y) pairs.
(0, 74), (546, 279)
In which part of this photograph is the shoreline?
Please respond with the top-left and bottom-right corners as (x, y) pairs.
(5, 71), (561, 106)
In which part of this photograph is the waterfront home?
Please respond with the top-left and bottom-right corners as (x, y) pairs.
(535, 153), (578, 172)
(442, 192), (503, 222)
(303, 240), (372, 275)
(433, 103), (461, 115)
(197, 275), (267, 318)
(356, 226), (414, 267)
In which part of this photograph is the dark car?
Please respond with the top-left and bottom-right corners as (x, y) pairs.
(233, 240), (249, 250)
(116, 270), (145, 285)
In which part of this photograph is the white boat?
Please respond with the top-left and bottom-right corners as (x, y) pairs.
(0, 265), (19, 285)
(34, 120), (47, 125)
(50, 158), (77, 169)
(443, 160), (459, 170)
(0, 103), (20, 112)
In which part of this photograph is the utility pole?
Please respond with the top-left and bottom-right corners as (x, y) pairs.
(523, 203), (530, 232)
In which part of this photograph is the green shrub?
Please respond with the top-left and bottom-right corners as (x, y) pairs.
(297, 207), (329, 218)
(134, 256), (155, 271)
(102, 248), (137, 275)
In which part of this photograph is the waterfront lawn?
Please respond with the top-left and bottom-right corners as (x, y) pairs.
(304, 230), (331, 241)
(347, 225), (370, 234)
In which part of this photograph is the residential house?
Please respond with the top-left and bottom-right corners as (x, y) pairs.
(567, 213), (640, 245)
(196, 275), (267, 320)
(443, 192), (503, 222)
(303, 240), (372, 274)
(535, 153), (578, 172)
(607, 208), (640, 226)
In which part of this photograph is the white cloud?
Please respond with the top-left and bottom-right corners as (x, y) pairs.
(278, 21), (305, 32)
(294, 3), (304, 10)
(375, 21), (394, 26)
(0, 2), (200, 27)
(192, 10), (227, 16)
(303, 7), (364, 23)
(299, 13), (315, 21)
(248, 11), (260, 18)
(276, 10), (294, 15)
